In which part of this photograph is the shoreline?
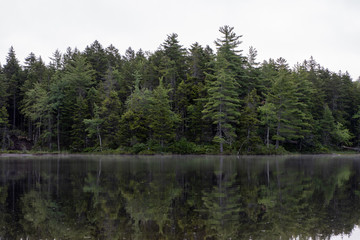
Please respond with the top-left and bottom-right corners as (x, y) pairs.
(0, 152), (359, 158)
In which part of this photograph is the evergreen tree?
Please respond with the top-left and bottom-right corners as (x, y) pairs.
(62, 55), (95, 98)
(244, 47), (261, 93)
(98, 90), (123, 149)
(21, 82), (51, 147)
(3, 47), (24, 129)
(265, 59), (311, 149)
(321, 104), (351, 147)
(70, 96), (91, 151)
(120, 71), (151, 146)
(119, 48), (146, 103)
(105, 44), (122, 69)
(49, 49), (63, 71)
(0, 71), (9, 149)
(49, 72), (66, 151)
(202, 26), (242, 153)
(148, 78), (179, 147)
(83, 40), (109, 83)
(258, 102), (277, 148)
(60, 55), (96, 151)
(84, 103), (104, 151)
(238, 89), (261, 152)
(181, 43), (214, 142)
(22, 53), (50, 141)
(160, 33), (187, 93)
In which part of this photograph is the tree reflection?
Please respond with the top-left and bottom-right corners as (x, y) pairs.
(0, 155), (360, 239)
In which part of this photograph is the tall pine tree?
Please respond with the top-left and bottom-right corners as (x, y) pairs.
(202, 26), (242, 153)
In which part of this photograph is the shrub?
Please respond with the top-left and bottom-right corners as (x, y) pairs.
(169, 138), (198, 154)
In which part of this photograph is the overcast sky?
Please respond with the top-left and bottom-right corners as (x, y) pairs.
(1, 0), (359, 79)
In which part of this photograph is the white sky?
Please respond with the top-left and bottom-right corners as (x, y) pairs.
(1, 0), (360, 79)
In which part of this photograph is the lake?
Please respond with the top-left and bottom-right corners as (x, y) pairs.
(1, 154), (360, 239)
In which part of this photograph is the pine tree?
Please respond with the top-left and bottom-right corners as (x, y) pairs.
(202, 26), (242, 153)
(258, 102), (277, 148)
(22, 53), (50, 142)
(148, 78), (179, 147)
(49, 72), (66, 152)
(98, 90), (123, 149)
(321, 104), (351, 147)
(84, 103), (104, 151)
(0, 71), (9, 149)
(238, 89), (261, 152)
(120, 71), (151, 146)
(83, 40), (108, 83)
(59, 55), (95, 150)
(21, 82), (51, 146)
(182, 43), (214, 142)
(3, 47), (24, 129)
(70, 96), (90, 151)
(159, 33), (187, 117)
(265, 59), (311, 149)
(62, 55), (95, 98)
(244, 46), (261, 94)
(160, 33), (187, 92)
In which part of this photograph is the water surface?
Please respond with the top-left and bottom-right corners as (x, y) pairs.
(1, 154), (360, 239)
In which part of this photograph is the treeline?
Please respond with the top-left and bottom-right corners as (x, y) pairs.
(0, 25), (359, 153)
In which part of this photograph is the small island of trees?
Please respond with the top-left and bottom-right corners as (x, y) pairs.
(0, 26), (359, 154)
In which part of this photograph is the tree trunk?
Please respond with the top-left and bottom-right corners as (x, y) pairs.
(12, 93), (16, 129)
(1, 125), (7, 150)
(275, 120), (281, 149)
(247, 127), (251, 152)
(38, 117), (42, 151)
(48, 116), (52, 150)
(28, 119), (32, 140)
(97, 126), (102, 152)
(266, 126), (270, 148)
(57, 108), (60, 152)
(219, 121), (223, 153)
(219, 102), (223, 153)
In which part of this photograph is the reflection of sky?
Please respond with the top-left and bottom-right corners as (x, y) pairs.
(331, 226), (360, 240)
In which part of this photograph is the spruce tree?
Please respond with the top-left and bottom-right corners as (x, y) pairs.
(202, 26), (242, 153)
(21, 82), (50, 146)
(60, 55), (95, 150)
(98, 90), (123, 149)
(148, 77), (179, 147)
(120, 71), (151, 146)
(0, 71), (9, 149)
(3, 47), (23, 129)
(238, 89), (261, 152)
(265, 59), (312, 150)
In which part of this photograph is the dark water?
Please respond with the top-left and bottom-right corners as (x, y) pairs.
(1, 154), (360, 239)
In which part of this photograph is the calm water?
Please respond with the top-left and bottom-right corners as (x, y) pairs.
(1, 154), (360, 239)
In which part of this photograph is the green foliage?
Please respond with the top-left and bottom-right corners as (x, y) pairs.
(203, 26), (243, 153)
(98, 90), (122, 149)
(84, 103), (104, 151)
(261, 59), (313, 150)
(131, 143), (148, 154)
(148, 77), (180, 147)
(332, 122), (352, 146)
(2, 27), (360, 153)
(168, 138), (200, 154)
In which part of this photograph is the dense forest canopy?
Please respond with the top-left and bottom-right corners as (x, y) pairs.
(1, 25), (359, 154)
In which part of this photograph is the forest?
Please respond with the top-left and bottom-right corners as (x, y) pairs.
(0, 25), (359, 154)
